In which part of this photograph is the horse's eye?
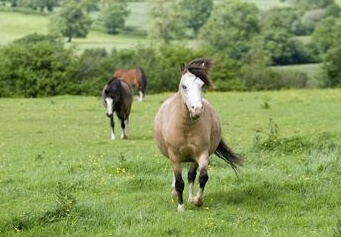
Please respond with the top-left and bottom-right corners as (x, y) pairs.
(182, 85), (187, 90)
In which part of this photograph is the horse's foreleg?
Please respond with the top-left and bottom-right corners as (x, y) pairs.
(120, 118), (128, 139)
(170, 158), (184, 212)
(193, 156), (209, 207)
(188, 162), (198, 203)
(109, 114), (115, 140)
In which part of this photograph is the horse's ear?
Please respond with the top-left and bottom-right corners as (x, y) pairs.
(180, 63), (186, 74)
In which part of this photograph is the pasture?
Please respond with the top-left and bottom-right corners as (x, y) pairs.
(0, 89), (340, 236)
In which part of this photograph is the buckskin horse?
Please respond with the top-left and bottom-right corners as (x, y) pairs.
(113, 67), (147, 102)
(153, 58), (243, 211)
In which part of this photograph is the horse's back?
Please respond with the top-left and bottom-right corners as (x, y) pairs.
(114, 69), (137, 83)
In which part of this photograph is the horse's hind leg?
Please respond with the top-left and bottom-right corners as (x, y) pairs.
(120, 118), (128, 139)
(188, 162), (198, 203)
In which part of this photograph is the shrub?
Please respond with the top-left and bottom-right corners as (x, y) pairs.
(0, 36), (76, 97)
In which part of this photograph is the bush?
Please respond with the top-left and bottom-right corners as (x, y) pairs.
(0, 35), (76, 97)
(66, 48), (110, 96)
(279, 70), (308, 89)
(241, 63), (284, 90)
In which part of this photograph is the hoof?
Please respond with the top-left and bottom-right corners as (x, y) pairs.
(188, 197), (194, 204)
(193, 197), (203, 207)
(177, 204), (185, 212)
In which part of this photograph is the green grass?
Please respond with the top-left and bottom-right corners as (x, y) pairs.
(243, 0), (290, 10)
(0, 90), (340, 236)
(0, 11), (49, 44)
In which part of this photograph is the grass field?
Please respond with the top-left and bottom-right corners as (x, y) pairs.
(0, 89), (340, 236)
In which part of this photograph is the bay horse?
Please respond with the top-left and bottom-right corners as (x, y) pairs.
(102, 77), (133, 140)
(113, 67), (147, 102)
(153, 58), (243, 211)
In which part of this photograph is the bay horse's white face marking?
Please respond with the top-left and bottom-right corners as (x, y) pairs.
(180, 72), (204, 119)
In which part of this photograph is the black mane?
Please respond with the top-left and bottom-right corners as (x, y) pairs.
(183, 58), (213, 87)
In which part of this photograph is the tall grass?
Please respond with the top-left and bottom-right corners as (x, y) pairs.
(0, 89), (340, 236)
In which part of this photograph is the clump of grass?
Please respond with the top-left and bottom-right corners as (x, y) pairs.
(253, 119), (341, 156)
(333, 219), (341, 237)
(6, 182), (77, 233)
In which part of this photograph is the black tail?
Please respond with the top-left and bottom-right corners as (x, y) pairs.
(214, 139), (243, 175)
(138, 67), (147, 95)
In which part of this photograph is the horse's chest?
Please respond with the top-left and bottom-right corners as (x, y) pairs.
(167, 125), (209, 156)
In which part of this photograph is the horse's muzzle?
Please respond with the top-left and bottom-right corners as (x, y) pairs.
(190, 105), (203, 120)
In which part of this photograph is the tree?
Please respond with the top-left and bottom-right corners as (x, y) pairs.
(179, 0), (213, 38)
(148, 0), (187, 43)
(280, 0), (334, 10)
(199, 0), (260, 58)
(312, 16), (341, 53)
(322, 46), (341, 87)
(261, 7), (313, 36)
(29, 0), (59, 12)
(101, 1), (130, 34)
(252, 29), (315, 65)
(49, 1), (92, 42)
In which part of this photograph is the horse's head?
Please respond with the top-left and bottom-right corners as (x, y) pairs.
(104, 78), (122, 117)
(180, 58), (213, 120)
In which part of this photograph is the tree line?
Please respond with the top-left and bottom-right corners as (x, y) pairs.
(0, 0), (341, 98)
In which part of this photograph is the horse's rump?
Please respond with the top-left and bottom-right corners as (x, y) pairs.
(113, 67), (147, 94)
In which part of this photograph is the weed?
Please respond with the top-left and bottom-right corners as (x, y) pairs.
(260, 97), (271, 109)
(118, 152), (126, 163)
(54, 182), (77, 217)
(253, 118), (279, 152)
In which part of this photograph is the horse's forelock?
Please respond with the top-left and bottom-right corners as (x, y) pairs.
(185, 58), (213, 87)
(187, 58), (213, 70)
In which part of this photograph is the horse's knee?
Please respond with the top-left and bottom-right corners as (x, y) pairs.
(188, 167), (197, 183)
(199, 169), (208, 189)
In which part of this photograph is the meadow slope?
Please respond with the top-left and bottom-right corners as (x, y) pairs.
(0, 89), (340, 236)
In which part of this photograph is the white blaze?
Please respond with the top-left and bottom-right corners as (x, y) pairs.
(105, 97), (114, 116)
(180, 73), (204, 119)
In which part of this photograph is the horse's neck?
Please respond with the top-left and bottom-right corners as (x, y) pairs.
(174, 92), (192, 123)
